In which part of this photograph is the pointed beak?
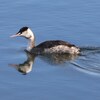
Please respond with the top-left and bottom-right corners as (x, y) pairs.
(10, 33), (20, 38)
(9, 64), (18, 67)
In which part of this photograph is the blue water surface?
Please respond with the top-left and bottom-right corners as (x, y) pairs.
(0, 0), (100, 100)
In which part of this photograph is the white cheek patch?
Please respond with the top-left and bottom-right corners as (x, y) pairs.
(21, 31), (31, 38)
(21, 31), (27, 36)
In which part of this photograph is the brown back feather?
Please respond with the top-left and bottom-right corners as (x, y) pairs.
(36, 40), (75, 49)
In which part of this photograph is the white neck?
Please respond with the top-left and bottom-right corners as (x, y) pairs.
(26, 29), (35, 51)
(27, 39), (35, 51)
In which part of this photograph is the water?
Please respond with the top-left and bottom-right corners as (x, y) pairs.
(0, 0), (100, 100)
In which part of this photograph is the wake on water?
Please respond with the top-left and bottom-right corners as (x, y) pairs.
(71, 46), (100, 76)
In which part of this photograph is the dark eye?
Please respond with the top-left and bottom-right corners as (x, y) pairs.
(16, 32), (22, 35)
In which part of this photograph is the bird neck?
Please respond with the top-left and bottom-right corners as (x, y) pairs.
(27, 38), (35, 51)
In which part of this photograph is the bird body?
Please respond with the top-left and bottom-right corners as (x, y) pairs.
(11, 27), (80, 55)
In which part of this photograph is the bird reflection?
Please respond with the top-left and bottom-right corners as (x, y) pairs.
(38, 53), (78, 65)
(9, 51), (36, 75)
(9, 46), (100, 75)
(9, 51), (78, 74)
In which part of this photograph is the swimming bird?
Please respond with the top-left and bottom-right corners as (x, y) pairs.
(10, 27), (80, 55)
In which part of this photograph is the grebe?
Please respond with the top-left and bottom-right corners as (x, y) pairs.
(11, 27), (80, 54)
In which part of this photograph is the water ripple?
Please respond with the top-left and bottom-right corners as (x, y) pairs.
(71, 46), (100, 76)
